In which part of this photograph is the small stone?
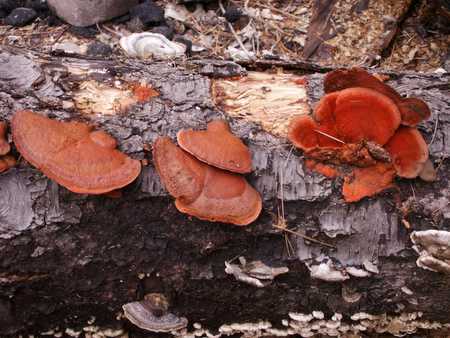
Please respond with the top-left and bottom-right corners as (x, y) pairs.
(46, 14), (63, 26)
(5, 7), (37, 26)
(151, 25), (174, 40)
(25, 0), (48, 12)
(0, 0), (16, 12)
(87, 41), (113, 57)
(69, 26), (98, 38)
(129, 0), (164, 26)
(224, 6), (242, 23)
(126, 16), (146, 32)
(47, 0), (138, 27)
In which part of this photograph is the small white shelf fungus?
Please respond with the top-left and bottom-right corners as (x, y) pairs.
(308, 260), (349, 282)
(122, 293), (187, 333)
(363, 260), (380, 274)
(411, 230), (450, 274)
(346, 266), (372, 277)
(182, 311), (446, 338)
(120, 33), (186, 59)
(224, 257), (289, 288)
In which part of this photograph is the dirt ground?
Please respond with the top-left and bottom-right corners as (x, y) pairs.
(0, 0), (448, 72)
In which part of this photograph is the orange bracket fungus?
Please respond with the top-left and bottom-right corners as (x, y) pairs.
(153, 137), (261, 225)
(384, 127), (429, 179)
(289, 69), (432, 203)
(0, 121), (11, 156)
(342, 163), (396, 203)
(12, 110), (141, 194)
(289, 87), (401, 166)
(177, 120), (252, 174)
(324, 68), (431, 127)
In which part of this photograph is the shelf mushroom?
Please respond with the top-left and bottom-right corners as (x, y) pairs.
(12, 110), (141, 194)
(384, 127), (429, 179)
(288, 69), (432, 203)
(122, 293), (188, 333)
(342, 163), (396, 203)
(290, 87), (401, 150)
(289, 87), (401, 168)
(153, 137), (261, 225)
(177, 120), (253, 174)
(323, 67), (431, 127)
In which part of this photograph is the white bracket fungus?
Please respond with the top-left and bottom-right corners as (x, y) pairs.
(411, 230), (450, 273)
(224, 256), (289, 288)
(120, 33), (186, 59)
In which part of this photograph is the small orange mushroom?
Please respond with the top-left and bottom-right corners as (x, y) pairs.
(153, 137), (261, 225)
(305, 159), (339, 178)
(0, 155), (16, 173)
(324, 68), (430, 127)
(177, 120), (253, 174)
(342, 163), (396, 202)
(384, 126), (429, 179)
(12, 110), (141, 194)
(0, 121), (11, 156)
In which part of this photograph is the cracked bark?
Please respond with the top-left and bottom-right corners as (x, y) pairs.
(0, 46), (449, 336)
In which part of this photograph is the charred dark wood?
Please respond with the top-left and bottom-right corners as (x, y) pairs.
(0, 46), (449, 337)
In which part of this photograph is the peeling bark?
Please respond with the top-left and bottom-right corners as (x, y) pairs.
(0, 46), (449, 337)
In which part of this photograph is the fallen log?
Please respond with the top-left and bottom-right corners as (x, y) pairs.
(0, 46), (449, 337)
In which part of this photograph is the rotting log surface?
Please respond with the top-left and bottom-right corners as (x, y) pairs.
(0, 46), (449, 337)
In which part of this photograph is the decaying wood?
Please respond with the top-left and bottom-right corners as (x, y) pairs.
(0, 46), (449, 337)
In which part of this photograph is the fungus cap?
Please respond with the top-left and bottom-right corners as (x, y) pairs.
(288, 115), (342, 152)
(384, 127), (429, 178)
(0, 121), (10, 156)
(12, 110), (141, 194)
(122, 296), (187, 333)
(342, 163), (395, 202)
(153, 137), (262, 225)
(177, 120), (252, 174)
(324, 68), (430, 127)
(323, 87), (401, 146)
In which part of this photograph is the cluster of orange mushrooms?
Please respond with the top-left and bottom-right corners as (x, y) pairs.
(288, 68), (433, 202)
(0, 68), (433, 226)
(2, 110), (261, 226)
(152, 121), (262, 225)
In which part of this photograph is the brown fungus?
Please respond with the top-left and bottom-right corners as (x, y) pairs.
(152, 137), (262, 225)
(12, 110), (141, 194)
(0, 121), (11, 156)
(324, 68), (431, 127)
(177, 120), (253, 174)
(122, 293), (188, 333)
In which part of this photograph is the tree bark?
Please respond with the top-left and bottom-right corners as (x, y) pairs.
(0, 46), (449, 337)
